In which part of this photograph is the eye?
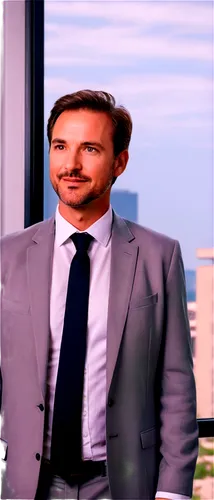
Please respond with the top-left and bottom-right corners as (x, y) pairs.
(85, 146), (97, 153)
(54, 144), (65, 150)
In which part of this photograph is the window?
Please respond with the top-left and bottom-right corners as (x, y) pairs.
(188, 310), (196, 322)
(44, 3), (213, 496)
(44, 0), (213, 418)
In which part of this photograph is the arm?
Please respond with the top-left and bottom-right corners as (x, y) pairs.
(0, 369), (2, 447)
(0, 369), (2, 412)
(156, 241), (198, 497)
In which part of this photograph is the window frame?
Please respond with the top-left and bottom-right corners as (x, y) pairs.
(25, 0), (44, 227)
(41, 0), (213, 439)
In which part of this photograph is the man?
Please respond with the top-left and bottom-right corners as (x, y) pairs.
(0, 90), (198, 500)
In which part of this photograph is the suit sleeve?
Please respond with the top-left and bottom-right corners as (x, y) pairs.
(0, 350), (2, 415)
(156, 241), (199, 497)
(0, 369), (2, 412)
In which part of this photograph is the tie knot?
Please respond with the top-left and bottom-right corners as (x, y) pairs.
(71, 232), (93, 253)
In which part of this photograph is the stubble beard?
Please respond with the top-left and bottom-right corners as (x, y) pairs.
(53, 169), (114, 209)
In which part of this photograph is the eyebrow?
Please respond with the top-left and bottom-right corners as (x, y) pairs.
(51, 138), (67, 145)
(51, 138), (105, 151)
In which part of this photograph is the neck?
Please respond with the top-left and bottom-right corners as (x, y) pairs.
(58, 200), (110, 231)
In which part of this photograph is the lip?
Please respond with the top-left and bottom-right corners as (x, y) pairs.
(62, 177), (87, 183)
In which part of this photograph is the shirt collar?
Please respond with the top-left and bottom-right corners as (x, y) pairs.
(55, 204), (113, 248)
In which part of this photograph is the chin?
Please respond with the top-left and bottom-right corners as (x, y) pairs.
(60, 195), (88, 208)
(58, 186), (103, 208)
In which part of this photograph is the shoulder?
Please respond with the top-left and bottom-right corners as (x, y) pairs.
(122, 218), (181, 278)
(124, 218), (178, 251)
(124, 219), (183, 284)
(0, 217), (54, 254)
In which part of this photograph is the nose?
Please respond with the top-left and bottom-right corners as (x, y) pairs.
(64, 149), (82, 171)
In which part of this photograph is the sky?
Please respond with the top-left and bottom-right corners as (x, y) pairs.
(44, 0), (213, 269)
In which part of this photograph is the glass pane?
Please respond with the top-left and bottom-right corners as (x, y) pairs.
(44, 0), (213, 420)
(193, 438), (214, 499)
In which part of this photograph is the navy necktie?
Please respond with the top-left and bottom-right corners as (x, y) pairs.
(50, 232), (93, 476)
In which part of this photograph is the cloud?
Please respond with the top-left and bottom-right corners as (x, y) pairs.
(44, 1), (212, 147)
(45, 1), (212, 35)
(45, 73), (212, 136)
(44, 1), (212, 65)
(45, 26), (212, 67)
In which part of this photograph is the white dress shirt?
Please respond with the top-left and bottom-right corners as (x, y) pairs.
(42, 204), (190, 500)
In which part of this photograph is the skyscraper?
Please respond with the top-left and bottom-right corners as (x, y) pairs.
(194, 248), (214, 418)
(110, 189), (138, 223)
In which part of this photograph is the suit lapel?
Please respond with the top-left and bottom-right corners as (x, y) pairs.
(27, 217), (55, 398)
(106, 212), (138, 395)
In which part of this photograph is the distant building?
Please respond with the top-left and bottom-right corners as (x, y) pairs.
(194, 249), (214, 418)
(110, 189), (138, 222)
(185, 270), (196, 302)
(186, 271), (196, 362)
(187, 301), (196, 361)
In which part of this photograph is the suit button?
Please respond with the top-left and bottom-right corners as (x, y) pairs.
(38, 404), (44, 411)
(108, 398), (114, 407)
(35, 453), (40, 461)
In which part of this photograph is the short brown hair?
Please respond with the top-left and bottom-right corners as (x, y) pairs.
(47, 89), (133, 157)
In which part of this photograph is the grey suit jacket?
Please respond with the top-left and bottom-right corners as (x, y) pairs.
(0, 211), (198, 499)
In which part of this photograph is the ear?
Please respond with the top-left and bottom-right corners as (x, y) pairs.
(113, 150), (129, 179)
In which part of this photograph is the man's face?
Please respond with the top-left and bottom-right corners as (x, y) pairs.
(49, 109), (124, 209)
